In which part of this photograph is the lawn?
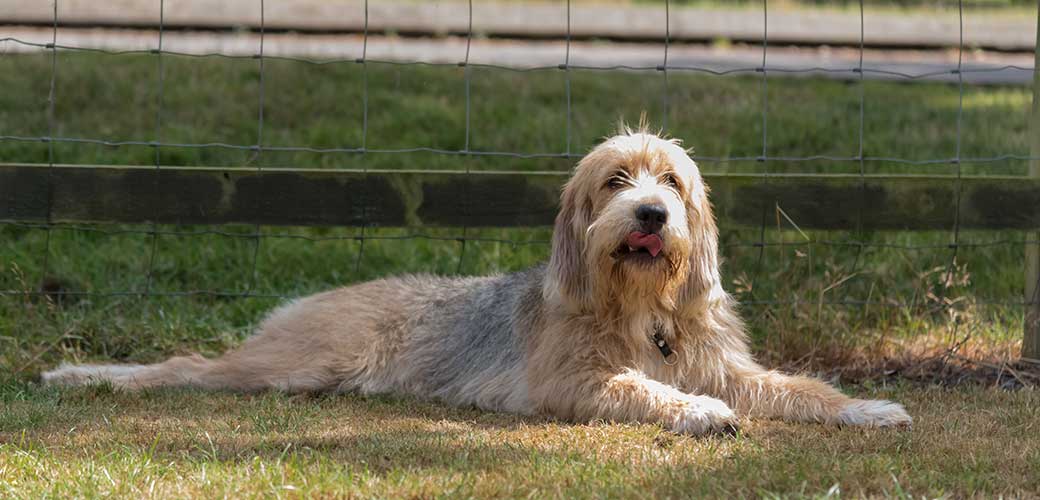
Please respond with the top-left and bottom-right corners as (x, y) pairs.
(1, 382), (1038, 498)
(0, 50), (1037, 497)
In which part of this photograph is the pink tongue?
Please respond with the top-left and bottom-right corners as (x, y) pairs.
(626, 232), (663, 257)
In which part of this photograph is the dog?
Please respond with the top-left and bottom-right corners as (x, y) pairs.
(42, 127), (911, 435)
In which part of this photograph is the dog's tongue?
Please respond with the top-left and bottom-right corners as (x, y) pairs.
(626, 232), (663, 257)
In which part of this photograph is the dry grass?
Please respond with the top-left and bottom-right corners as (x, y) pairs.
(1, 382), (1037, 498)
(752, 301), (1038, 389)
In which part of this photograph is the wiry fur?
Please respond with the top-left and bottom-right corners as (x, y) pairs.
(43, 128), (911, 434)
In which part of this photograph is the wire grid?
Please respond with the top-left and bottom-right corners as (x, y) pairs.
(0, 0), (1037, 311)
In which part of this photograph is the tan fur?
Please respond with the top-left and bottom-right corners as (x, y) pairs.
(43, 126), (911, 434)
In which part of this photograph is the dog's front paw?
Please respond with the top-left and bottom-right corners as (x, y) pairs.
(669, 395), (739, 436)
(839, 399), (912, 427)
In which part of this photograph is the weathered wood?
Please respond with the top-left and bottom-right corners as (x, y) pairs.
(0, 164), (564, 228)
(2, 163), (1040, 231)
(1024, 2), (1040, 361)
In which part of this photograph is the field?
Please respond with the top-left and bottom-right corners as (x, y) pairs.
(0, 51), (1037, 497)
(1, 382), (1038, 498)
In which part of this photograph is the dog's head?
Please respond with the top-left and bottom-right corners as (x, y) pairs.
(545, 128), (720, 314)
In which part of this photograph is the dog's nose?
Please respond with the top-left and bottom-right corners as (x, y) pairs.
(635, 204), (668, 233)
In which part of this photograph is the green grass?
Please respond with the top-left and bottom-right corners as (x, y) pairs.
(0, 53), (1030, 175)
(0, 51), (1036, 497)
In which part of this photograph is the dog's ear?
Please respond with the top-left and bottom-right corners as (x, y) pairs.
(679, 169), (722, 305)
(545, 174), (592, 310)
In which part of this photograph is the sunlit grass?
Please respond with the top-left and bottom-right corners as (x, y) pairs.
(0, 381), (1037, 498)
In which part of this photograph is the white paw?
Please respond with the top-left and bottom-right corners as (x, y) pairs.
(669, 395), (739, 436)
(839, 399), (912, 427)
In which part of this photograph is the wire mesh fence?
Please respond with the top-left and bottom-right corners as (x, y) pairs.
(1, 0), (1038, 367)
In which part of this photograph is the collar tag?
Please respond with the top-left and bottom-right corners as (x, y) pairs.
(652, 324), (678, 366)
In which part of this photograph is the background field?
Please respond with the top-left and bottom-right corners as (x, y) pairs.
(1, 48), (1037, 497)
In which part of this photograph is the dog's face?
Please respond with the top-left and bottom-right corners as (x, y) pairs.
(546, 131), (720, 313)
(584, 135), (694, 275)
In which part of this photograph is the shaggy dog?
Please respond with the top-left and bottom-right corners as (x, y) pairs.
(43, 128), (911, 434)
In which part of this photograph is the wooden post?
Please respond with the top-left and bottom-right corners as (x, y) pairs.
(1025, 1), (1040, 361)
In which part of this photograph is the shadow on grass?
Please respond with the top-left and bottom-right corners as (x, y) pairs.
(3, 379), (1039, 496)
(0, 380), (588, 475)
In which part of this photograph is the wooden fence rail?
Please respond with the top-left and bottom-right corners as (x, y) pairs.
(3, 163), (1040, 231)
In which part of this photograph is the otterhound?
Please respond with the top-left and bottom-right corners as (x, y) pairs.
(43, 127), (911, 434)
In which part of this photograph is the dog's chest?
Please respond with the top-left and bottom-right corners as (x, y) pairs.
(621, 315), (683, 383)
(621, 315), (722, 391)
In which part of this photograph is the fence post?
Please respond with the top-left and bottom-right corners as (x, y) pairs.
(1025, 1), (1040, 361)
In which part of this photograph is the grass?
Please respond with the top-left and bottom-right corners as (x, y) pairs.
(0, 53), (1030, 175)
(0, 51), (1037, 496)
(1, 382), (1038, 498)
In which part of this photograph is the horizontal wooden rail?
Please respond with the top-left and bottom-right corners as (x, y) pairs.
(2, 163), (1039, 230)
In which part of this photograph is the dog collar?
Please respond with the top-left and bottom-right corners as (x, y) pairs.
(652, 323), (678, 366)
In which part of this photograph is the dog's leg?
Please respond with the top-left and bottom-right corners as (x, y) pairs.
(42, 354), (251, 391)
(42, 326), (344, 393)
(538, 368), (738, 435)
(719, 360), (911, 427)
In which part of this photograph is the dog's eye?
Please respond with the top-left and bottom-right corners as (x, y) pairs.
(606, 176), (627, 190)
(661, 173), (680, 189)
